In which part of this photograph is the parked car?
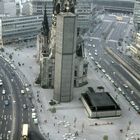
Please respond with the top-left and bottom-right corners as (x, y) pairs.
(4, 100), (9, 106)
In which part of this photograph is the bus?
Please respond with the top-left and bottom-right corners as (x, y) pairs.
(21, 124), (29, 140)
(116, 16), (123, 21)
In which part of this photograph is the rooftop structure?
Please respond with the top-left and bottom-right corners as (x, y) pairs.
(81, 87), (121, 118)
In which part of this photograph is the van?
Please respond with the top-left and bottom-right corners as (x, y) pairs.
(32, 113), (37, 119)
(33, 118), (38, 125)
(21, 90), (25, 94)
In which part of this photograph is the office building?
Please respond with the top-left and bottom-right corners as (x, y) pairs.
(0, 0), (16, 17)
(134, 0), (140, 31)
(1, 15), (43, 44)
(75, 0), (93, 29)
(22, 0), (53, 23)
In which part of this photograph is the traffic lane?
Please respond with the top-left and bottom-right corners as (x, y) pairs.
(0, 70), (12, 140)
(0, 62), (22, 140)
(111, 47), (140, 75)
(2, 59), (45, 139)
(113, 63), (140, 91)
(0, 58), (44, 139)
(100, 56), (140, 108)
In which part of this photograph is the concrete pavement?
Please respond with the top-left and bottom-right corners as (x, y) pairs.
(2, 45), (140, 140)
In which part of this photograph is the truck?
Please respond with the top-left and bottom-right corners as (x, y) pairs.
(21, 124), (28, 140)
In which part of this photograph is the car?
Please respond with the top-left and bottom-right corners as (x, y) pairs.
(123, 84), (128, 88)
(33, 118), (38, 125)
(118, 87), (122, 92)
(32, 113), (37, 119)
(97, 64), (101, 69)
(31, 108), (36, 112)
(101, 69), (106, 73)
(4, 100), (9, 106)
(21, 90), (25, 94)
(111, 80), (114, 84)
(93, 44), (95, 48)
(130, 101), (135, 106)
(2, 89), (6, 95)
(108, 76), (112, 81)
(0, 81), (3, 86)
(125, 95), (130, 101)
(91, 57), (94, 61)
(88, 53), (92, 56)
(25, 87), (30, 92)
(111, 61), (114, 64)
(121, 92), (126, 96)
(95, 61), (98, 65)
(24, 83), (28, 87)
(95, 52), (98, 56)
(131, 90), (134, 94)
(23, 104), (27, 109)
(95, 50), (97, 52)
(10, 64), (16, 70)
(113, 82), (118, 88)
(134, 105), (139, 111)
(88, 44), (91, 47)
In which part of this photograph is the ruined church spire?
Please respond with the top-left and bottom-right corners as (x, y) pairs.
(41, 4), (49, 36)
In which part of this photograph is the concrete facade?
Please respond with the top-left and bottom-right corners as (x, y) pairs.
(1, 15), (43, 44)
(0, 0), (16, 17)
(54, 13), (77, 102)
(134, 0), (140, 31)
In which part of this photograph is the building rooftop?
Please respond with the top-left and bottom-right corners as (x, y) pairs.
(82, 87), (121, 111)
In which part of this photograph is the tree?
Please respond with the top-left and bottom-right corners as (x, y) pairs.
(103, 135), (108, 140)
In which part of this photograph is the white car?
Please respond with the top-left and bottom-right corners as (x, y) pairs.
(95, 52), (98, 56)
(91, 57), (94, 61)
(32, 113), (37, 119)
(0, 81), (3, 86)
(130, 101), (135, 106)
(123, 84), (128, 88)
(21, 90), (25, 94)
(88, 44), (91, 47)
(31, 108), (36, 112)
(101, 69), (106, 73)
(118, 87), (122, 92)
(93, 44), (95, 48)
(2, 89), (6, 95)
(88, 53), (92, 56)
(25, 87), (30, 92)
(33, 118), (38, 125)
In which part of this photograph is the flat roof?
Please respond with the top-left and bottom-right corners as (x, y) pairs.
(82, 87), (120, 111)
(88, 91), (116, 107)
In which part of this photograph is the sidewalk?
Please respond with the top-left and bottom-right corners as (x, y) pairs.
(3, 45), (140, 140)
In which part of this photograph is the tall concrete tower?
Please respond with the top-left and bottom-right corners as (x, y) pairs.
(54, 12), (77, 102)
